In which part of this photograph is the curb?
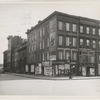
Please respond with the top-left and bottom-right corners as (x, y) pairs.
(5, 73), (100, 80)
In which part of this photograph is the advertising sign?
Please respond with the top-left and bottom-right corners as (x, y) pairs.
(25, 65), (28, 72)
(44, 67), (52, 76)
(50, 55), (56, 60)
(31, 65), (34, 72)
(82, 67), (86, 76)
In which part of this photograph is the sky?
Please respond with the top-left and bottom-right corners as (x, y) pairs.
(0, 1), (100, 64)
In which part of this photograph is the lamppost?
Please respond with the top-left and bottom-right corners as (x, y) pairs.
(69, 41), (72, 79)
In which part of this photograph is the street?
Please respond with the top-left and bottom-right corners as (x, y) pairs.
(0, 74), (100, 98)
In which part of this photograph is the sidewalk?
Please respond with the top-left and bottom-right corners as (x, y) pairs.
(5, 72), (100, 80)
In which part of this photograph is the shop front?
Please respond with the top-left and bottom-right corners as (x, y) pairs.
(52, 61), (77, 77)
(81, 64), (95, 76)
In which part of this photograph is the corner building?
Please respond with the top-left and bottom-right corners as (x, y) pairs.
(26, 11), (100, 76)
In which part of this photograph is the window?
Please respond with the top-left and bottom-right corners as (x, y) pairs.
(42, 53), (44, 61)
(58, 51), (63, 60)
(40, 29), (42, 37)
(58, 21), (63, 30)
(80, 38), (84, 46)
(86, 39), (90, 47)
(80, 26), (83, 33)
(65, 51), (70, 60)
(99, 41), (100, 49)
(39, 42), (42, 49)
(99, 55), (100, 62)
(86, 27), (90, 34)
(66, 37), (70, 46)
(34, 44), (36, 51)
(43, 40), (44, 49)
(91, 56), (95, 63)
(99, 29), (100, 36)
(72, 24), (76, 32)
(92, 28), (96, 35)
(93, 40), (96, 49)
(47, 38), (49, 47)
(73, 37), (77, 47)
(59, 36), (63, 45)
(66, 23), (70, 31)
(39, 54), (41, 62)
(42, 28), (45, 36)
(34, 33), (36, 40)
(72, 51), (77, 61)
(47, 53), (49, 60)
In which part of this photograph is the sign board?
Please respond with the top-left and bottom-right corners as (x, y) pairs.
(25, 65), (28, 72)
(50, 55), (56, 60)
(42, 61), (49, 67)
(44, 67), (52, 76)
(31, 65), (34, 72)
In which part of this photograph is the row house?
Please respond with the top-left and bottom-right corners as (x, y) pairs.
(26, 11), (100, 76)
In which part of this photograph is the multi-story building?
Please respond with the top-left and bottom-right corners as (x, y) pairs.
(3, 35), (25, 72)
(26, 11), (100, 77)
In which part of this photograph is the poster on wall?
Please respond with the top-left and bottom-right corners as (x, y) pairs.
(50, 32), (55, 47)
(90, 68), (95, 76)
(82, 67), (86, 76)
(31, 65), (34, 72)
(25, 65), (28, 72)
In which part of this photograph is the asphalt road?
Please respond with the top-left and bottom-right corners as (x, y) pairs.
(0, 74), (100, 99)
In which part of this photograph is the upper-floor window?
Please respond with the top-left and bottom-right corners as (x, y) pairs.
(72, 51), (77, 61)
(99, 29), (100, 36)
(73, 37), (77, 47)
(80, 26), (84, 33)
(34, 33), (36, 40)
(47, 52), (49, 60)
(58, 21), (63, 30)
(99, 41), (100, 49)
(66, 37), (70, 46)
(92, 28), (96, 35)
(59, 36), (63, 46)
(93, 40), (96, 49)
(99, 54), (100, 62)
(65, 22), (70, 31)
(47, 38), (49, 47)
(43, 40), (44, 49)
(72, 24), (76, 32)
(42, 53), (44, 61)
(80, 38), (84, 46)
(39, 42), (42, 49)
(86, 27), (90, 34)
(34, 44), (36, 51)
(86, 39), (90, 47)
(42, 28), (45, 36)
(39, 29), (42, 37)
(65, 51), (70, 60)
(58, 51), (63, 60)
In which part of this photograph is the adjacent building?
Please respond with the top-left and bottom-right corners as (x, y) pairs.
(3, 35), (27, 73)
(26, 11), (100, 76)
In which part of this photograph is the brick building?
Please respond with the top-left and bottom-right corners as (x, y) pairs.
(3, 35), (25, 72)
(26, 11), (100, 77)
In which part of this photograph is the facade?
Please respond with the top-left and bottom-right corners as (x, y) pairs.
(3, 35), (26, 72)
(26, 11), (100, 76)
